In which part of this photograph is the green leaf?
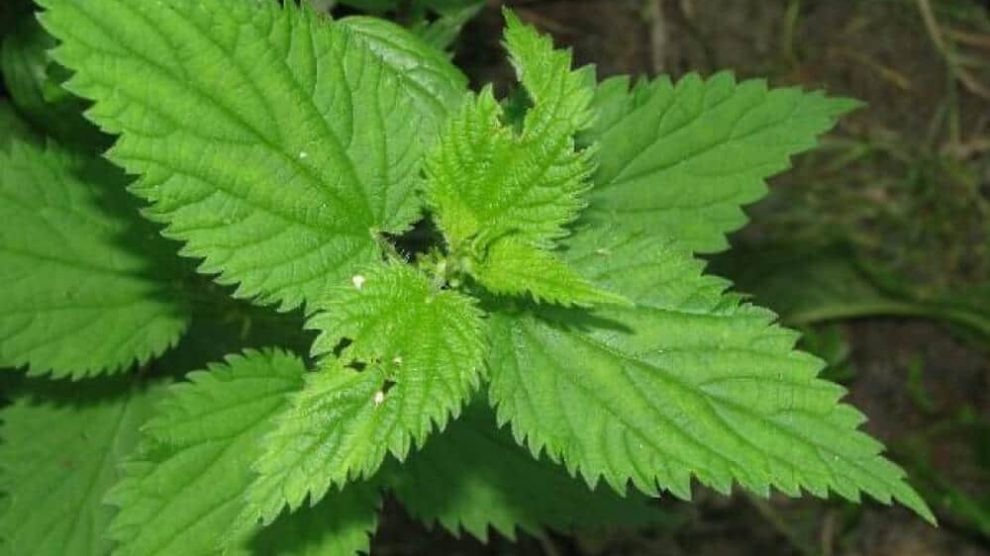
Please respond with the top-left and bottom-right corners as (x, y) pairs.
(712, 243), (990, 340)
(472, 236), (631, 308)
(238, 482), (380, 556)
(425, 11), (595, 250)
(486, 226), (934, 523)
(245, 263), (486, 525)
(409, 1), (484, 51)
(338, 16), (468, 107)
(390, 402), (665, 541)
(0, 101), (37, 148)
(0, 378), (161, 555)
(1, 13), (107, 149)
(501, 10), (594, 141)
(0, 139), (190, 379)
(107, 349), (307, 555)
(583, 73), (860, 253)
(39, 0), (467, 311)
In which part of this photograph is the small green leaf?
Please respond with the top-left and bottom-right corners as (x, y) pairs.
(472, 236), (631, 308)
(390, 402), (665, 541)
(39, 0), (467, 310)
(583, 73), (861, 253)
(487, 226), (934, 523)
(502, 10), (595, 140)
(409, 1), (484, 51)
(245, 264), (486, 526)
(0, 139), (190, 378)
(425, 11), (595, 250)
(0, 378), (162, 555)
(107, 349), (306, 555)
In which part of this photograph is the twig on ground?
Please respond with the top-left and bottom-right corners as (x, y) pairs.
(645, 0), (668, 74)
(915, 0), (990, 101)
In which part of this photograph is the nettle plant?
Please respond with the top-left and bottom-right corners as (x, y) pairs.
(0, 0), (934, 554)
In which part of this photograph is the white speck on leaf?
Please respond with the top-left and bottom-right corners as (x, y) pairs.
(373, 390), (385, 406)
(298, 151), (308, 159)
(352, 275), (366, 290)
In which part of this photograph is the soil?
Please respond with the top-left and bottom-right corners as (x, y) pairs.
(373, 1), (990, 554)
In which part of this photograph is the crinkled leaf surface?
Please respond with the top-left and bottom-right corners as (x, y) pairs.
(472, 236), (629, 308)
(107, 350), (310, 555)
(245, 264), (486, 525)
(39, 0), (467, 310)
(425, 12), (595, 250)
(583, 73), (860, 253)
(0, 379), (161, 555)
(390, 402), (665, 541)
(0, 139), (189, 379)
(486, 226), (934, 522)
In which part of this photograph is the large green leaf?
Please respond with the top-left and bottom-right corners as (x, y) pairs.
(244, 264), (486, 526)
(107, 349), (311, 555)
(39, 0), (467, 310)
(486, 226), (934, 522)
(390, 402), (665, 540)
(583, 73), (859, 253)
(0, 139), (189, 378)
(0, 378), (161, 555)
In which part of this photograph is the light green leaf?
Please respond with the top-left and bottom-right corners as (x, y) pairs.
(425, 11), (595, 250)
(39, 0), (467, 310)
(245, 264), (486, 526)
(107, 349), (307, 555)
(0, 139), (190, 379)
(390, 402), (664, 541)
(486, 226), (934, 523)
(472, 236), (630, 308)
(583, 73), (860, 253)
(0, 378), (161, 555)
